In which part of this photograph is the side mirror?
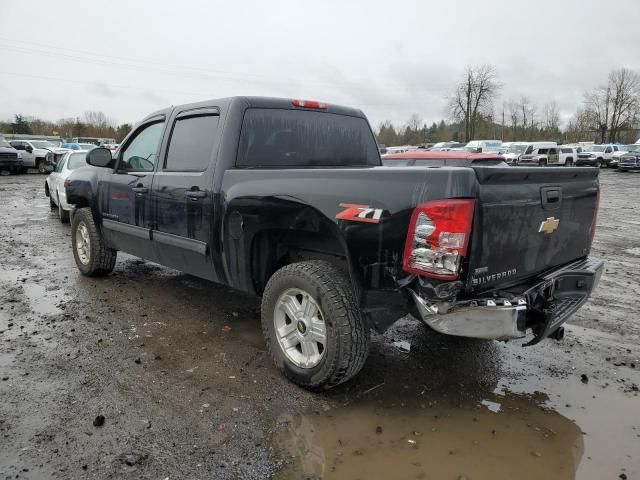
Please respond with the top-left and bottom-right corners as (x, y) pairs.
(26, 146), (33, 153)
(86, 147), (115, 168)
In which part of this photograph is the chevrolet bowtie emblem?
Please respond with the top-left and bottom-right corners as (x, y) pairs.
(539, 217), (560, 234)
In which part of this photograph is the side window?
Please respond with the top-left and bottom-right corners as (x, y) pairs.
(549, 148), (557, 154)
(119, 121), (165, 172)
(613, 146), (618, 151)
(164, 114), (219, 171)
(524, 146), (533, 154)
(538, 149), (548, 154)
(605, 147), (612, 153)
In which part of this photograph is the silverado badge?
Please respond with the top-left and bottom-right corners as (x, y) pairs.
(539, 217), (560, 234)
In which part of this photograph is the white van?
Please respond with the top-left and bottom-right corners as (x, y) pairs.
(464, 140), (502, 153)
(516, 142), (561, 166)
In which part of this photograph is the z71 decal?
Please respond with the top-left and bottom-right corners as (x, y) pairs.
(335, 203), (384, 224)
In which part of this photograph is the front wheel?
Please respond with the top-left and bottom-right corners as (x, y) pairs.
(71, 207), (117, 276)
(538, 158), (547, 167)
(565, 158), (573, 167)
(261, 261), (369, 391)
(37, 159), (48, 174)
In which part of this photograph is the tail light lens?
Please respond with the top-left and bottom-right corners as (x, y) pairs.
(291, 99), (328, 109)
(403, 199), (475, 280)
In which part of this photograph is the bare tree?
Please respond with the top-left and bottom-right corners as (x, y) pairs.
(542, 101), (560, 133)
(448, 65), (500, 142)
(584, 68), (640, 142)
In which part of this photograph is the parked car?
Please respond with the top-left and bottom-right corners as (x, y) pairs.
(501, 142), (530, 165)
(65, 96), (603, 391)
(382, 150), (505, 167)
(45, 150), (93, 223)
(464, 140), (502, 153)
(576, 144), (620, 167)
(430, 141), (466, 151)
(9, 139), (68, 173)
(61, 143), (83, 150)
(609, 145), (639, 168)
(517, 142), (560, 166)
(617, 151), (640, 172)
(78, 143), (98, 151)
(0, 136), (24, 175)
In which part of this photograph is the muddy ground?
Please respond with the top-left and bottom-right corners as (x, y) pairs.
(0, 170), (638, 480)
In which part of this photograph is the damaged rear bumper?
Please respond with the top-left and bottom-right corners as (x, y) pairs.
(409, 257), (604, 344)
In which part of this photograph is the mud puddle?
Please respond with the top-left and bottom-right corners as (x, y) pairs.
(273, 326), (640, 480)
(274, 386), (637, 480)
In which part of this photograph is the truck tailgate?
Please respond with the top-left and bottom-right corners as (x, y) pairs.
(466, 167), (599, 291)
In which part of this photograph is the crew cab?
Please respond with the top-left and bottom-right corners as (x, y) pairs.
(65, 96), (603, 391)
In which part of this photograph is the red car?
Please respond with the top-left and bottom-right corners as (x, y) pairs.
(382, 150), (505, 167)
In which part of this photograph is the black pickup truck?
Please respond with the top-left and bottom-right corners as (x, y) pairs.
(65, 96), (603, 390)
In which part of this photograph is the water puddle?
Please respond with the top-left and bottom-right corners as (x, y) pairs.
(0, 268), (63, 316)
(274, 392), (584, 480)
(272, 326), (640, 480)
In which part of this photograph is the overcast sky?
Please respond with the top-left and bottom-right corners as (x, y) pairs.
(1, 0), (639, 130)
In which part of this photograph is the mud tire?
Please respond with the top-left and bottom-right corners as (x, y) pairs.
(71, 207), (116, 276)
(261, 261), (369, 391)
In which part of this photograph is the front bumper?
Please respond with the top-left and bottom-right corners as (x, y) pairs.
(0, 159), (23, 171)
(618, 163), (640, 171)
(410, 257), (604, 344)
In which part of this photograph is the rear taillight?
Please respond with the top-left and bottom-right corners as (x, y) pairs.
(403, 199), (475, 280)
(590, 187), (600, 242)
(291, 99), (328, 109)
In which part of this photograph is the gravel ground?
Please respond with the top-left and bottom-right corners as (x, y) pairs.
(0, 170), (639, 480)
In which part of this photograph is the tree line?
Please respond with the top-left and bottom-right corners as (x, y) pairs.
(377, 66), (640, 146)
(0, 112), (132, 142)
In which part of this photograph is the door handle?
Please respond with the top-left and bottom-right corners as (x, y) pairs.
(185, 190), (207, 200)
(132, 186), (148, 194)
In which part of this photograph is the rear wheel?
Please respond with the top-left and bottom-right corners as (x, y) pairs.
(71, 207), (117, 276)
(261, 260), (369, 391)
(565, 158), (573, 167)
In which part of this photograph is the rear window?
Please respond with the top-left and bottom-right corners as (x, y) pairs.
(236, 108), (380, 168)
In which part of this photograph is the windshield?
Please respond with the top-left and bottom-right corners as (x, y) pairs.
(66, 152), (88, 170)
(0, 137), (12, 148)
(624, 145), (640, 153)
(30, 141), (58, 149)
(507, 144), (528, 154)
(587, 145), (604, 152)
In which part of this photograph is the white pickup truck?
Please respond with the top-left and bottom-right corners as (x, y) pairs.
(9, 140), (68, 173)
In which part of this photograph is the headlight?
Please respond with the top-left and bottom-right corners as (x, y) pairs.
(589, 154), (596, 159)
(17, 152), (22, 159)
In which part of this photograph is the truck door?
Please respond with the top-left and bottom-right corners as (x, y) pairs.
(151, 107), (220, 281)
(99, 117), (165, 261)
(548, 147), (559, 165)
(11, 141), (35, 167)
